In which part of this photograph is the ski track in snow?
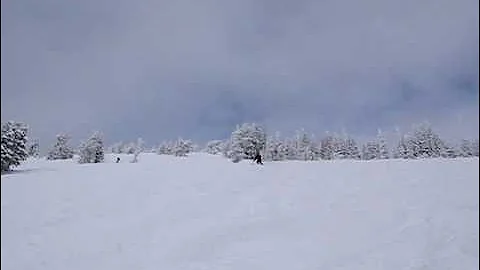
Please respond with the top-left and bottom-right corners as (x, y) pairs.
(1, 154), (479, 270)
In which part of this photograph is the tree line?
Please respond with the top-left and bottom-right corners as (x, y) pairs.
(1, 120), (479, 172)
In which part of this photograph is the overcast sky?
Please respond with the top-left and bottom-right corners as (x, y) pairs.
(1, 0), (479, 148)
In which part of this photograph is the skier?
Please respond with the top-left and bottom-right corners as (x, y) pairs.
(116, 157), (121, 163)
(253, 151), (263, 165)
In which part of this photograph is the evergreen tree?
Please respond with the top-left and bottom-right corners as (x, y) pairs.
(440, 141), (458, 158)
(204, 140), (224, 155)
(377, 129), (389, 159)
(78, 132), (104, 164)
(344, 137), (361, 159)
(459, 139), (474, 157)
(1, 121), (28, 172)
(393, 135), (409, 159)
(409, 123), (444, 158)
(173, 138), (194, 157)
(131, 138), (145, 163)
(47, 134), (74, 160)
(362, 141), (380, 160)
(109, 141), (124, 154)
(472, 139), (479, 157)
(265, 132), (286, 161)
(27, 138), (40, 158)
(294, 129), (319, 161)
(319, 135), (336, 160)
(157, 141), (174, 155)
(283, 138), (298, 160)
(229, 123), (267, 162)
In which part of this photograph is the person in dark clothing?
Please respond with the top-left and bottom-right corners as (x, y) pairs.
(254, 152), (263, 165)
(116, 157), (121, 163)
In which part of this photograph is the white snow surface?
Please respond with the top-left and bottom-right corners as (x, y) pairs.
(1, 154), (478, 270)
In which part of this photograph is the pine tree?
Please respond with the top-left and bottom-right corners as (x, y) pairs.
(173, 138), (194, 157)
(204, 140), (224, 155)
(409, 123), (444, 158)
(130, 138), (145, 163)
(319, 135), (336, 160)
(109, 141), (124, 154)
(393, 135), (409, 159)
(332, 133), (350, 159)
(294, 129), (319, 161)
(472, 139), (479, 157)
(221, 140), (232, 158)
(27, 138), (40, 158)
(362, 141), (380, 160)
(377, 129), (389, 159)
(1, 121), (28, 172)
(78, 132), (104, 164)
(229, 123), (266, 162)
(121, 142), (137, 154)
(283, 138), (298, 160)
(157, 141), (174, 155)
(440, 141), (458, 158)
(459, 139), (474, 157)
(344, 137), (361, 159)
(265, 132), (286, 161)
(47, 134), (74, 160)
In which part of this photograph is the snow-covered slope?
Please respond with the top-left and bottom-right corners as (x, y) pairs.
(1, 154), (478, 270)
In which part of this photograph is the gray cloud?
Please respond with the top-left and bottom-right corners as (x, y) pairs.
(1, 0), (478, 148)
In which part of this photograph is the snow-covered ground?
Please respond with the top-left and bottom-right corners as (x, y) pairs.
(1, 153), (478, 270)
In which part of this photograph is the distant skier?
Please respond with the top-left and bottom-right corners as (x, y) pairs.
(116, 157), (121, 163)
(253, 152), (263, 165)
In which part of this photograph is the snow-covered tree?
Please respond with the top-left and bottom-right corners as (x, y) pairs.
(393, 134), (417, 159)
(135, 138), (145, 153)
(283, 138), (298, 160)
(47, 134), (74, 160)
(121, 142), (137, 154)
(78, 132), (104, 164)
(130, 138), (145, 163)
(157, 141), (174, 155)
(377, 129), (389, 159)
(221, 139), (232, 158)
(1, 121), (28, 172)
(362, 141), (380, 160)
(458, 139), (475, 157)
(440, 141), (458, 158)
(319, 134), (337, 160)
(327, 133), (358, 160)
(265, 132), (286, 161)
(173, 138), (194, 157)
(229, 123), (267, 162)
(27, 138), (40, 158)
(294, 129), (319, 161)
(362, 130), (388, 160)
(472, 139), (479, 157)
(409, 123), (444, 158)
(204, 140), (224, 155)
(344, 137), (361, 159)
(109, 141), (124, 154)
